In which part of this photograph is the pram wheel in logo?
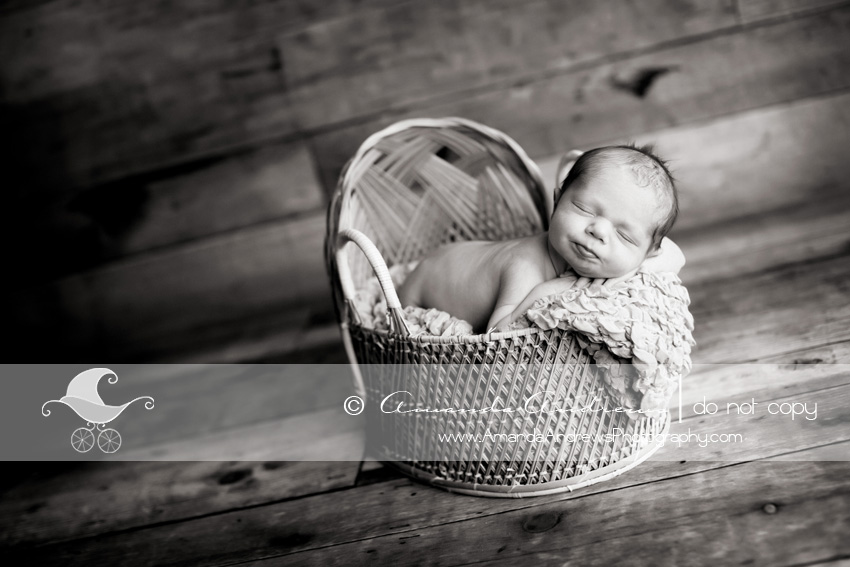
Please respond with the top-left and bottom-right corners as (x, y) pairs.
(42, 368), (154, 453)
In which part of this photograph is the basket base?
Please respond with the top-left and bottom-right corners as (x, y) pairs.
(379, 413), (670, 498)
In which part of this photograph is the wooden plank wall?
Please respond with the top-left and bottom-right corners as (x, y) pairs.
(4, 0), (849, 362)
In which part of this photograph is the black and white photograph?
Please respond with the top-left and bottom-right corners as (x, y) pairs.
(2, 0), (849, 565)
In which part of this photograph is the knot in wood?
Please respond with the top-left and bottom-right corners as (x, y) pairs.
(522, 511), (560, 533)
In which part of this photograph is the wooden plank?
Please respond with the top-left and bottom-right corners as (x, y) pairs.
(10, 211), (331, 362)
(3, 0), (846, 199)
(280, 0), (737, 130)
(0, 0), (399, 19)
(0, 462), (361, 551)
(0, 0), (736, 193)
(675, 195), (850, 284)
(739, 0), (849, 23)
(630, 93), (850, 233)
(364, 462), (847, 567)
(72, 140), (325, 257)
(177, 321), (345, 365)
(0, 0), (399, 190)
(272, 452), (849, 566)
(14, 139), (325, 292)
(310, 6), (850, 194)
(803, 560), (850, 567)
(0, 1), (54, 16)
(688, 251), (850, 363)
(0, 408), (364, 548)
(9, 384), (848, 563)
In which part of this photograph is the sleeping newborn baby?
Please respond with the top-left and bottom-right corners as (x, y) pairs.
(398, 144), (684, 334)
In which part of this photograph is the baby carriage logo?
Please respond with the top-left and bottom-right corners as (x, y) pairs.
(41, 368), (154, 453)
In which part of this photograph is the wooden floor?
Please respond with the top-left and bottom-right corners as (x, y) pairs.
(4, 89), (850, 565)
(4, 2), (850, 566)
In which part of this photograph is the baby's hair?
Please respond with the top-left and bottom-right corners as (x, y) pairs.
(556, 143), (679, 251)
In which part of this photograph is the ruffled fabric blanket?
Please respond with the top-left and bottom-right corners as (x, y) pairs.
(353, 265), (695, 414)
(352, 263), (474, 337)
(509, 270), (695, 414)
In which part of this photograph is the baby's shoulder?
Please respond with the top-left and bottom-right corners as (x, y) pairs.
(509, 233), (550, 261)
(496, 235), (550, 275)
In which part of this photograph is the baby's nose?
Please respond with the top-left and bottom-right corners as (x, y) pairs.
(586, 220), (610, 242)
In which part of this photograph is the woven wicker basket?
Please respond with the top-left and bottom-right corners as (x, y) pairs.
(325, 118), (669, 497)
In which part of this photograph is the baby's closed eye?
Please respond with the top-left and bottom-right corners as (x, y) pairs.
(573, 202), (593, 215)
(617, 230), (637, 245)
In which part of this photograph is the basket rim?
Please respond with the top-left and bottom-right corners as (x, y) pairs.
(349, 319), (549, 345)
(339, 116), (547, 197)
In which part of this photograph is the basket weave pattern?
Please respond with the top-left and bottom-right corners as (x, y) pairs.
(352, 326), (667, 488)
(326, 118), (668, 496)
(328, 120), (546, 292)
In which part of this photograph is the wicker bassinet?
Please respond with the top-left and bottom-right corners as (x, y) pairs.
(325, 118), (669, 497)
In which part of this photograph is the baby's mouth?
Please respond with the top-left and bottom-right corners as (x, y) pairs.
(573, 242), (599, 260)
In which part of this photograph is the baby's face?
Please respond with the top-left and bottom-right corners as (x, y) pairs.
(549, 164), (661, 279)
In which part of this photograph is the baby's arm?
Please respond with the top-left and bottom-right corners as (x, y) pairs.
(490, 275), (580, 331)
(485, 264), (545, 332)
(490, 239), (686, 330)
(490, 238), (685, 329)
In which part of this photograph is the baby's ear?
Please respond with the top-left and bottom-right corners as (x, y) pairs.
(556, 149), (584, 186)
(646, 244), (663, 258)
(552, 186), (563, 208)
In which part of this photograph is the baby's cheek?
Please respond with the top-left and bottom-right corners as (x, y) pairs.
(627, 251), (648, 272)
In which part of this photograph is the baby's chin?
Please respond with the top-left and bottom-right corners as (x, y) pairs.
(570, 266), (608, 279)
(571, 264), (636, 279)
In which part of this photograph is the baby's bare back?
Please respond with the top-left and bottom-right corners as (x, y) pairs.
(398, 234), (553, 332)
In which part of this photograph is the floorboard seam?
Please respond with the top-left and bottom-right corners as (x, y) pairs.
(211, 441), (850, 566)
